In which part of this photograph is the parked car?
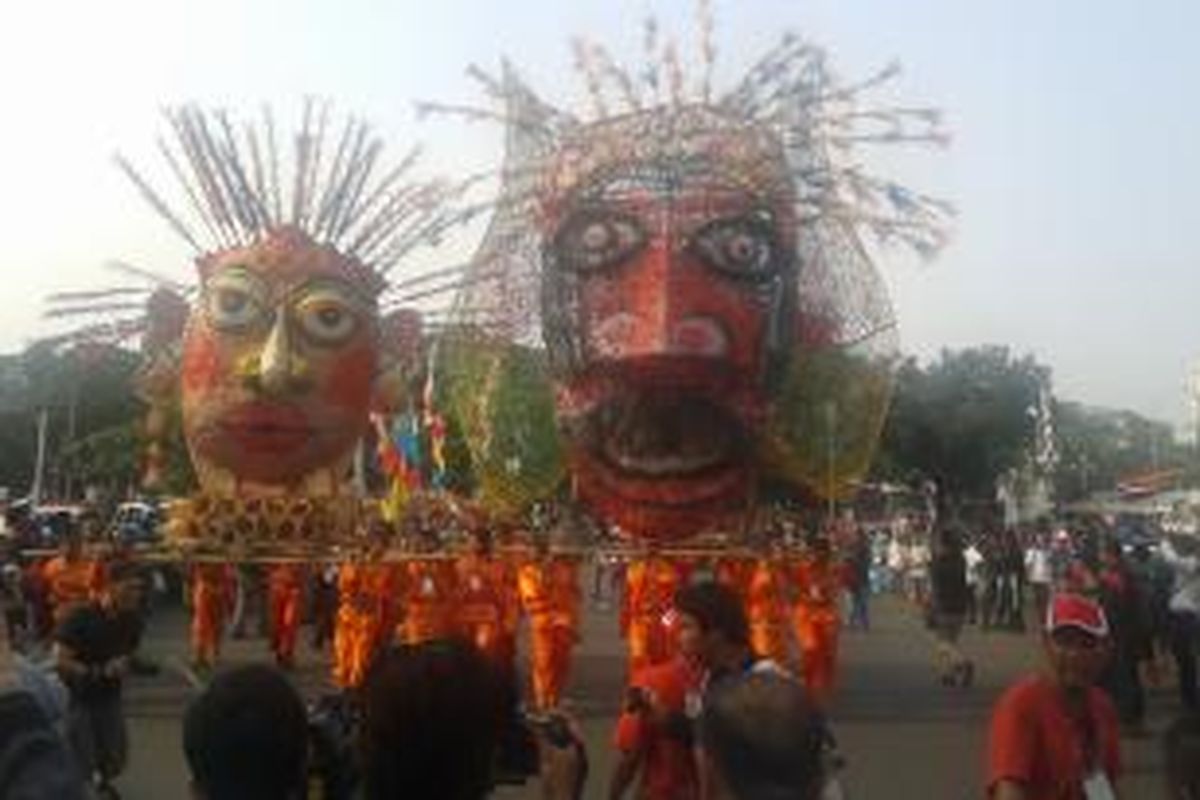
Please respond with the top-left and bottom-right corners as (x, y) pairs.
(29, 504), (87, 547)
(111, 501), (162, 545)
(1112, 516), (1159, 554)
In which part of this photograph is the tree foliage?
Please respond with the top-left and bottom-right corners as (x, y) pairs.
(872, 344), (1195, 512)
(873, 345), (1048, 507)
(1053, 401), (1185, 501)
(0, 343), (145, 498)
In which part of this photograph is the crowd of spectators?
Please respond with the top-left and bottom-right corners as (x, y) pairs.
(1, 576), (845, 800)
(7, 514), (1200, 799)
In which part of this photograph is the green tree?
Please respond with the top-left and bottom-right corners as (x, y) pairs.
(873, 346), (1049, 512)
(0, 342), (143, 499)
(1054, 402), (1185, 501)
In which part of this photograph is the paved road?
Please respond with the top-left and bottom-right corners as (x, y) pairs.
(109, 592), (1173, 799)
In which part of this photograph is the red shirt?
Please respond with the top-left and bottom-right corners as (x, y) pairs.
(613, 657), (703, 800)
(988, 675), (1120, 800)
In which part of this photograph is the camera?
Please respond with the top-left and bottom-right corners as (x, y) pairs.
(303, 684), (586, 800)
(624, 686), (651, 714)
(492, 708), (541, 785)
(624, 686), (693, 746)
(527, 712), (575, 749)
(493, 709), (583, 784)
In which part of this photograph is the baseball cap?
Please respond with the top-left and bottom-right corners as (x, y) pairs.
(1045, 593), (1109, 638)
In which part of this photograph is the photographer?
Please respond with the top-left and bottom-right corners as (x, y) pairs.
(0, 599), (86, 800)
(360, 638), (586, 800)
(53, 564), (144, 798)
(182, 664), (309, 800)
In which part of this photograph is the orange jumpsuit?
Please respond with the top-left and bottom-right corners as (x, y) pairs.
(397, 558), (455, 646)
(332, 562), (380, 688)
(454, 552), (512, 665)
(43, 555), (105, 622)
(746, 557), (791, 666)
(621, 557), (683, 675)
(191, 563), (233, 669)
(790, 555), (842, 706)
(518, 557), (579, 710)
(267, 564), (304, 666)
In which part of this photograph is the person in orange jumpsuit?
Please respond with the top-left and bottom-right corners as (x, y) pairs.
(266, 562), (304, 669)
(517, 538), (580, 711)
(454, 531), (512, 667)
(621, 553), (684, 676)
(790, 537), (842, 706)
(746, 552), (792, 666)
(397, 535), (456, 646)
(43, 531), (106, 623)
(332, 526), (401, 687)
(190, 561), (234, 671)
(332, 558), (379, 688)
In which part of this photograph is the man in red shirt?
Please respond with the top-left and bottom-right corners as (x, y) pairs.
(609, 610), (704, 800)
(987, 593), (1121, 800)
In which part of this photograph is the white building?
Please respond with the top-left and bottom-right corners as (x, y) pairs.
(1184, 360), (1200, 446)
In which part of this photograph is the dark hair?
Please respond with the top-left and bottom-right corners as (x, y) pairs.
(1164, 714), (1200, 799)
(360, 639), (508, 800)
(701, 672), (827, 800)
(937, 526), (962, 554)
(675, 580), (749, 647)
(182, 664), (309, 800)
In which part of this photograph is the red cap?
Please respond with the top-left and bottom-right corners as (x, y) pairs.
(1046, 593), (1109, 638)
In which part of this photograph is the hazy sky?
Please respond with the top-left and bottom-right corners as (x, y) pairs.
(1, 0), (1196, 425)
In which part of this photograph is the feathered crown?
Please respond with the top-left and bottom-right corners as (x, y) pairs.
(45, 101), (476, 348)
(418, 4), (952, 350)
